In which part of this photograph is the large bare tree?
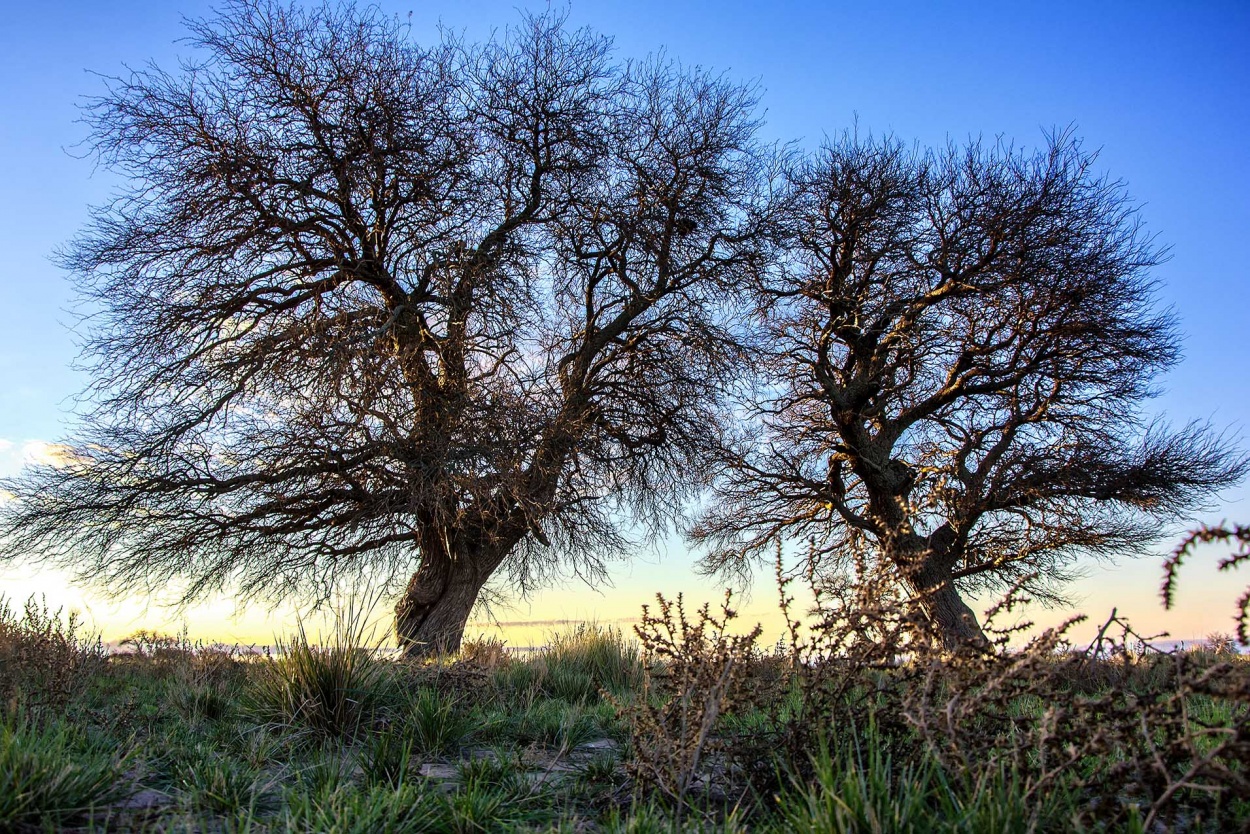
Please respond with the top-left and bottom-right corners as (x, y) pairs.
(0, 0), (774, 655)
(693, 133), (1245, 649)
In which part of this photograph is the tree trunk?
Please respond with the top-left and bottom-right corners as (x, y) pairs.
(905, 557), (990, 653)
(394, 541), (501, 658)
(918, 577), (989, 652)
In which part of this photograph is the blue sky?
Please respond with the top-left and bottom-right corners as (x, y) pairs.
(1, 1), (1248, 645)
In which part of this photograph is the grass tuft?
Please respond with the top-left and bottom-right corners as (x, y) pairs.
(541, 625), (642, 699)
(175, 751), (273, 816)
(248, 602), (391, 741)
(404, 687), (477, 757)
(0, 719), (132, 829)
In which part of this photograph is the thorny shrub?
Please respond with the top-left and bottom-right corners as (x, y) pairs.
(619, 547), (1249, 830)
(791, 562), (1250, 830)
(0, 596), (106, 720)
(901, 603), (1249, 830)
(612, 591), (762, 812)
(1165, 522), (1250, 642)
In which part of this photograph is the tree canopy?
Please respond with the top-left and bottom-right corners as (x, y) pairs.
(692, 133), (1245, 647)
(0, 0), (774, 654)
(0, 1), (1242, 654)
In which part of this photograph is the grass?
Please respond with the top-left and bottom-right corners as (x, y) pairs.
(0, 718), (132, 830)
(403, 687), (478, 756)
(174, 751), (274, 816)
(247, 605), (391, 742)
(0, 598), (1245, 832)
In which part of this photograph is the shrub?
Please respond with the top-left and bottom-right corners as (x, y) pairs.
(0, 595), (106, 720)
(614, 591), (762, 809)
(610, 554), (1250, 830)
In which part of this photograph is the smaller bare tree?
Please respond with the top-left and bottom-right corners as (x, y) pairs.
(694, 132), (1246, 649)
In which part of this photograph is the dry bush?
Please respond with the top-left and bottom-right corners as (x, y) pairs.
(614, 545), (1249, 829)
(780, 564), (1250, 830)
(895, 606), (1244, 829)
(773, 559), (933, 758)
(458, 636), (512, 668)
(611, 591), (763, 814)
(1206, 632), (1241, 657)
(119, 629), (247, 685)
(116, 628), (251, 723)
(0, 596), (106, 720)
(118, 630), (198, 672)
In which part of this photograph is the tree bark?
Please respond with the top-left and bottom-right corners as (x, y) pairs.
(394, 540), (502, 658)
(902, 550), (990, 653)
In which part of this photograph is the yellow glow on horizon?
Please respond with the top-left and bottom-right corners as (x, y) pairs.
(2, 539), (1246, 654)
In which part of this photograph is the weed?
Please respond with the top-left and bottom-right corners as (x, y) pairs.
(580, 751), (619, 785)
(510, 697), (575, 747)
(555, 705), (602, 752)
(283, 783), (429, 833)
(457, 751), (525, 793)
(432, 782), (543, 832)
(0, 595), (106, 720)
(297, 748), (356, 801)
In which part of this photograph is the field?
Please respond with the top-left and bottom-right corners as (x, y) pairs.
(0, 594), (1247, 833)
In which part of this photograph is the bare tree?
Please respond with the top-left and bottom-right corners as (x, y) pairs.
(693, 132), (1245, 649)
(0, 0), (774, 655)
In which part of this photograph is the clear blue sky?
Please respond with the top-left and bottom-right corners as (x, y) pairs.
(2, 1), (1248, 644)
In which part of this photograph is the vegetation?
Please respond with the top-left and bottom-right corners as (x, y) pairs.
(0, 588), (1245, 832)
(2, 0), (1239, 658)
(0, 1), (1245, 829)
(691, 132), (1245, 649)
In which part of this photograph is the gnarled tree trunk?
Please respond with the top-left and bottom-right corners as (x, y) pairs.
(394, 537), (507, 658)
(905, 556), (989, 652)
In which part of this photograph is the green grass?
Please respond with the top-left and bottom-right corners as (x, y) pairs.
(0, 718), (133, 830)
(174, 750), (274, 816)
(247, 608), (392, 742)
(403, 687), (478, 756)
(1, 599), (1245, 833)
(541, 624), (643, 698)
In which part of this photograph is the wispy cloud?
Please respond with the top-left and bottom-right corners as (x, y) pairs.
(22, 440), (80, 468)
(0, 438), (83, 481)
